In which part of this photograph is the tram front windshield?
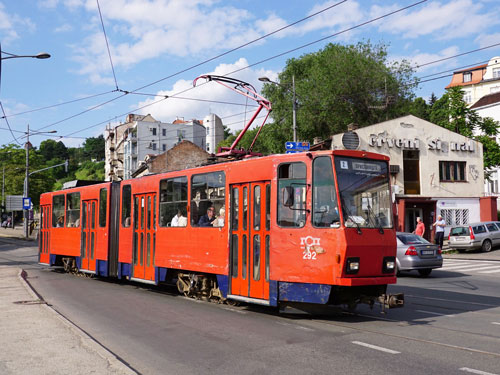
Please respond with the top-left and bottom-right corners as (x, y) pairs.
(334, 157), (392, 229)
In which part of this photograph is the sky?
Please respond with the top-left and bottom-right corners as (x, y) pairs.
(0, 0), (499, 149)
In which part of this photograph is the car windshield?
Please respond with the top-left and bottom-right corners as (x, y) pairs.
(397, 233), (430, 245)
(335, 156), (392, 229)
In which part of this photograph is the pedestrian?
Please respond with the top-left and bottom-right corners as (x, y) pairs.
(432, 215), (446, 249)
(414, 217), (425, 237)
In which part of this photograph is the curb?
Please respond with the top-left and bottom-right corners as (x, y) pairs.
(18, 269), (138, 375)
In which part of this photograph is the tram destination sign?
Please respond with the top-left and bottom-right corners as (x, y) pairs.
(285, 141), (310, 153)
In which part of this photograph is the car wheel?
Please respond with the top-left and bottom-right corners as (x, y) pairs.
(482, 240), (492, 253)
(418, 269), (432, 277)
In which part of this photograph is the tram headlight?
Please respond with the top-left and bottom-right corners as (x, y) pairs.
(382, 257), (396, 274)
(345, 257), (360, 274)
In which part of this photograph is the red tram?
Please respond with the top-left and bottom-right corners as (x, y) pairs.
(39, 149), (404, 310)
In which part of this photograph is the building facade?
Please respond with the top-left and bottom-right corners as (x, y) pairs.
(330, 115), (495, 239)
(105, 114), (213, 181)
(446, 56), (500, 105)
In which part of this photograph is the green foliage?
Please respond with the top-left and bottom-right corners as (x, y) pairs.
(260, 41), (417, 151)
(429, 86), (500, 173)
(82, 135), (105, 161)
(75, 161), (105, 181)
(408, 97), (430, 121)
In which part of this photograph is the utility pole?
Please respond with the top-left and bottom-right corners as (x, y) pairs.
(24, 124), (30, 239)
(292, 75), (297, 142)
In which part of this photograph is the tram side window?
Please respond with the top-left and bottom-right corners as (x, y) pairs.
(277, 162), (306, 228)
(122, 185), (131, 227)
(191, 171), (225, 227)
(52, 194), (65, 227)
(159, 176), (188, 227)
(99, 188), (107, 227)
(313, 157), (340, 228)
(66, 192), (81, 227)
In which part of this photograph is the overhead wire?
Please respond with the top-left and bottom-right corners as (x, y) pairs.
(23, 0), (349, 136)
(51, 0), (428, 142)
(97, 0), (119, 91)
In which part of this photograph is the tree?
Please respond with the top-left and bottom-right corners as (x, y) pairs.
(408, 97), (430, 121)
(259, 41), (417, 153)
(39, 139), (68, 161)
(82, 135), (105, 161)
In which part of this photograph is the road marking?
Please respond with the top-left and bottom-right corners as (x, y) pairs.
(296, 326), (315, 332)
(352, 341), (400, 354)
(492, 322), (500, 325)
(441, 264), (495, 271)
(459, 367), (498, 375)
(478, 269), (500, 274)
(451, 265), (500, 272)
(415, 309), (455, 317)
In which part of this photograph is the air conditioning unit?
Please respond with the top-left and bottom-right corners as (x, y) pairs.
(389, 165), (400, 174)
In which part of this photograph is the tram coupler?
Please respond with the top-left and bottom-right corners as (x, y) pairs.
(379, 293), (404, 310)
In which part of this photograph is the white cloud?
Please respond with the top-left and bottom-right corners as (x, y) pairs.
(475, 32), (500, 49)
(391, 46), (461, 73)
(373, 0), (499, 40)
(0, 3), (35, 45)
(134, 58), (276, 132)
(54, 23), (72, 33)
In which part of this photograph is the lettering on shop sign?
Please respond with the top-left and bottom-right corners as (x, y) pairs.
(369, 135), (475, 153)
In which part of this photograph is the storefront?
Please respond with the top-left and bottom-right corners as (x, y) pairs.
(330, 115), (496, 241)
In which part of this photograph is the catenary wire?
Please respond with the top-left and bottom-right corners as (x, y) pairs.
(97, 0), (119, 91)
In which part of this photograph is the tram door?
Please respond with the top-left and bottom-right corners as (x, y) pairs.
(39, 205), (51, 264)
(132, 193), (156, 282)
(81, 200), (97, 272)
(230, 182), (270, 300)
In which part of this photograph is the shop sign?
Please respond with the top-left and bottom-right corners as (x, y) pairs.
(369, 135), (475, 153)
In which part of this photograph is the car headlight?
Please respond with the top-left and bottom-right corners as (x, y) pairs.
(346, 257), (360, 274)
(383, 256), (396, 274)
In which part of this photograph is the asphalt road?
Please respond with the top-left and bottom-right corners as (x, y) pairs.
(2, 239), (500, 375)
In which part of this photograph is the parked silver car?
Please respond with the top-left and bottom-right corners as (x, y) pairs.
(396, 232), (443, 277)
(448, 221), (500, 252)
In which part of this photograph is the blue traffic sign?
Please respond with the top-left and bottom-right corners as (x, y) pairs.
(22, 197), (32, 210)
(285, 141), (310, 152)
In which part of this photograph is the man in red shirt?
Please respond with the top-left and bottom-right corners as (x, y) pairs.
(414, 217), (425, 237)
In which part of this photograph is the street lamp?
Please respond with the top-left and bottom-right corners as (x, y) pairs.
(23, 125), (57, 239)
(259, 75), (298, 142)
(0, 42), (51, 92)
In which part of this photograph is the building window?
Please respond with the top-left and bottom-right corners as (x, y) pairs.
(152, 142), (157, 151)
(403, 150), (420, 194)
(493, 67), (500, 79)
(207, 143), (210, 152)
(441, 208), (469, 226)
(151, 127), (157, 136)
(162, 144), (166, 152)
(463, 72), (472, 83)
(489, 179), (498, 194)
(162, 128), (166, 137)
(439, 161), (466, 182)
(463, 91), (472, 104)
(207, 127), (210, 135)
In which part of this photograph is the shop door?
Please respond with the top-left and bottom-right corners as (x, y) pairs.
(406, 207), (423, 233)
(132, 193), (156, 282)
(230, 182), (270, 301)
(39, 205), (51, 264)
(81, 200), (97, 272)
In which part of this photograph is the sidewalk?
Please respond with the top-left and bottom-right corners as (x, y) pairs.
(0, 225), (37, 241)
(0, 266), (136, 374)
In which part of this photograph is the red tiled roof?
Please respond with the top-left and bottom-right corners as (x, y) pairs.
(445, 64), (488, 89)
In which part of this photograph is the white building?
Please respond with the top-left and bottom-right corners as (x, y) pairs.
(330, 115), (496, 239)
(446, 56), (500, 105)
(105, 113), (222, 181)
